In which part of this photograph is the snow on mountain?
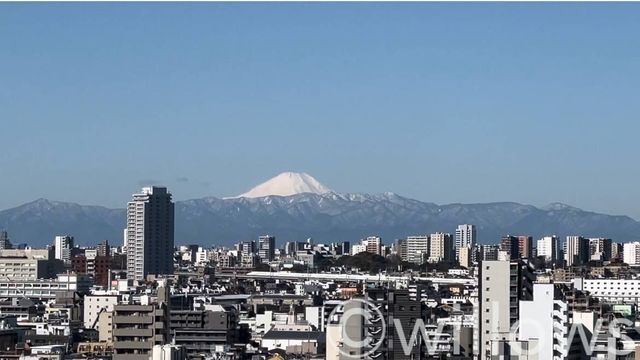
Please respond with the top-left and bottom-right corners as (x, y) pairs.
(544, 202), (581, 212)
(2, 193), (640, 247)
(231, 172), (333, 198)
(3, 179), (640, 247)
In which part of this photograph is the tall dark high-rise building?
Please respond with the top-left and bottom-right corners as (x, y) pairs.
(126, 187), (175, 281)
(240, 240), (256, 255)
(589, 237), (612, 261)
(611, 242), (623, 261)
(566, 236), (590, 266)
(500, 235), (520, 260)
(341, 241), (350, 256)
(97, 240), (111, 257)
(258, 235), (276, 262)
(361, 288), (421, 360)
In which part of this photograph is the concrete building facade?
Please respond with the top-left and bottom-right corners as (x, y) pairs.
(126, 187), (175, 281)
(623, 242), (640, 266)
(455, 224), (476, 261)
(406, 236), (429, 264)
(566, 236), (590, 267)
(54, 235), (74, 265)
(429, 233), (453, 263)
(258, 235), (276, 262)
(478, 260), (534, 359)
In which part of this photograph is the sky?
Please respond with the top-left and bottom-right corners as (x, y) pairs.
(1, 3), (640, 218)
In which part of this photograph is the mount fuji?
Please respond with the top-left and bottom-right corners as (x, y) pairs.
(1, 172), (640, 247)
(230, 172), (332, 198)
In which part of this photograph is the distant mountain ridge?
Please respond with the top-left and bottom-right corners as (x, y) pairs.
(1, 193), (639, 247)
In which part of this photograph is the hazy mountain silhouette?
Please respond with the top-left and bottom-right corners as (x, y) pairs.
(1, 193), (639, 247)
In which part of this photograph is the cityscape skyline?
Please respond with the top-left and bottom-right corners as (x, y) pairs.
(3, 3), (640, 360)
(2, 3), (640, 218)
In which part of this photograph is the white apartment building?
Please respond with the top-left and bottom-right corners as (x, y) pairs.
(479, 261), (513, 360)
(576, 278), (640, 303)
(518, 283), (577, 360)
(351, 244), (366, 256)
(480, 245), (499, 261)
(0, 257), (54, 281)
(623, 242), (640, 266)
(458, 246), (472, 268)
(0, 273), (92, 299)
(0, 248), (51, 260)
(565, 235), (589, 267)
(54, 235), (74, 265)
(83, 293), (120, 330)
(406, 236), (429, 264)
(455, 224), (476, 260)
(195, 247), (209, 265)
(350, 237), (383, 256)
(589, 238), (612, 261)
(364, 236), (382, 255)
(429, 233), (453, 263)
(537, 236), (560, 262)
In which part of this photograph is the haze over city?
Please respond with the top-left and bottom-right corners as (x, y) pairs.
(2, 3), (640, 219)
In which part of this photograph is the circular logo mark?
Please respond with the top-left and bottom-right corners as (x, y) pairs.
(327, 298), (386, 359)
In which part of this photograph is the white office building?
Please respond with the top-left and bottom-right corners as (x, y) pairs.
(429, 232), (453, 263)
(478, 260), (534, 359)
(83, 293), (120, 330)
(565, 236), (589, 267)
(406, 235), (429, 264)
(480, 245), (499, 261)
(589, 238), (612, 261)
(624, 242), (640, 266)
(479, 261), (513, 359)
(518, 283), (580, 360)
(351, 244), (366, 256)
(54, 235), (74, 265)
(575, 278), (640, 303)
(537, 236), (560, 263)
(455, 224), (476, 260)
(364, 236), (382, 255)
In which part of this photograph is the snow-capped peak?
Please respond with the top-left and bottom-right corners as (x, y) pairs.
(544, 202), (581, 211)
(231, 172), (333, 199)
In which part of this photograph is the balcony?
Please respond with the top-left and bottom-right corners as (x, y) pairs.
(113, 341), (154, 350)
(113, 328), (153, 337)
(115, 305), (154, 312)
(113, 315), (153, 325)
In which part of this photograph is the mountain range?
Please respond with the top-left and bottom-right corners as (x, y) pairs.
(1, 172), (639, 247)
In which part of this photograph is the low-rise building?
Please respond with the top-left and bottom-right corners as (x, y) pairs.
(0, 273), (92, 299)
(112, 303), (169, 360)
(83, 294), (120, 330)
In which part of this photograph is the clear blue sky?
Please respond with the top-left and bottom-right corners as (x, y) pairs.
(1, 3), (639, 218)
